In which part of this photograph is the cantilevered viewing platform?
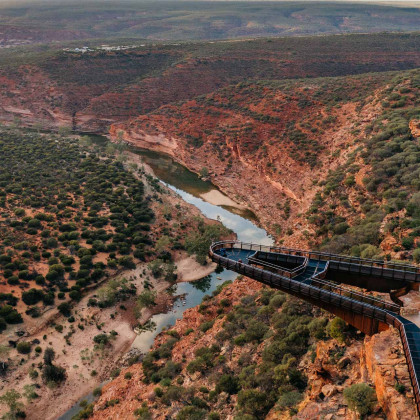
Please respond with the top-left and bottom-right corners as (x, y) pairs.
(209, 241), (420, 415)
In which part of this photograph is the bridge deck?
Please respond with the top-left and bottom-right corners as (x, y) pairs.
(222, 248), (328, 283)
(210, 241), (420, 416)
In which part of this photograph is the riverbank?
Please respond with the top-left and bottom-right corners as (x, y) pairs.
(175, 253), (217, 283)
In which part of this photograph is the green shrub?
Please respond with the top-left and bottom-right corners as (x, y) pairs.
(413, 248), (420, 263)
(326, 318), (347, 343)
(134, 403), (152, 420)
(234, 334), (247, 346)
(244, 320), (269, 342)
(17, 342), (31, 354)
(216, 374), (239, 395)
(277, 391), (303, 409)
(175, 406), (206, 420)
(93, 387), (102, 397)
(269, 294), (286, 308)
(199, 320), (214, 333)
(308, 318), (328, 340)
(154, 387), (163, 397)
(237, 389), (272, 418)
(402, 237), (414, 250)
(395, 382), (406, 394)
(343, 383), (376, 417)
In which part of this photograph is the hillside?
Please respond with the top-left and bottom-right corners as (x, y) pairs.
(0, 33), (419, 132)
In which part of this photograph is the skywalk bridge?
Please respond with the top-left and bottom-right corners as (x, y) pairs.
(209, 241), (420, 415)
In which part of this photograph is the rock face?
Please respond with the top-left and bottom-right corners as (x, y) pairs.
(364, 329), (416, 420)
(111, 76), (385, 246)
(410, 120), (420, 139)
(298, 328), (416, 420)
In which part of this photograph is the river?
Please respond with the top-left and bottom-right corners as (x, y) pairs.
(59, 140), (273, 420)
(129, 148), (273, 352)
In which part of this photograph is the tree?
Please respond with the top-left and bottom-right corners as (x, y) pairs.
(185, 223), (230, 265)
(148, 259), (176, 282)
(16, 342), (31, 355)
(43, 347), (55, 365)
(326, 317), (347, 343)
(135, 290), (157, 317)
(237, 389), (272, 418)
(58, 302), (72, 317)
(118, 256), (136, 269)
(343, 383), (376, 418)
(21, 288), (44, 305)
(69, 290), (81, 301)
(42, 347), (66, 385)
(93, 334), (110, 346)
(216, 374), (239, 395)
(42, 364), (66, 385)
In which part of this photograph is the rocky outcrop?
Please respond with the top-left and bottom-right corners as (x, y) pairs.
(364, 329), (416, 420)
(410, 120), (420, 139)
(298, 328), (417, 420)
(109, 122), (180, 156)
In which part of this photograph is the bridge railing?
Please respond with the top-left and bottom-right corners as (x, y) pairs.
(212, 240), (420, 283)
(209, 241), (420, 415)
(210, 243), (393, 322)
(310, 277), (400, 313)
(247, 253), (399, 311)
(211, 241), (401, 314)
(248, 253), (307, 279)
(313, 261), (329, 280)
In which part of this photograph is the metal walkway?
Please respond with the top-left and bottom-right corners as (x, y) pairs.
(209, 241), (420, 415)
